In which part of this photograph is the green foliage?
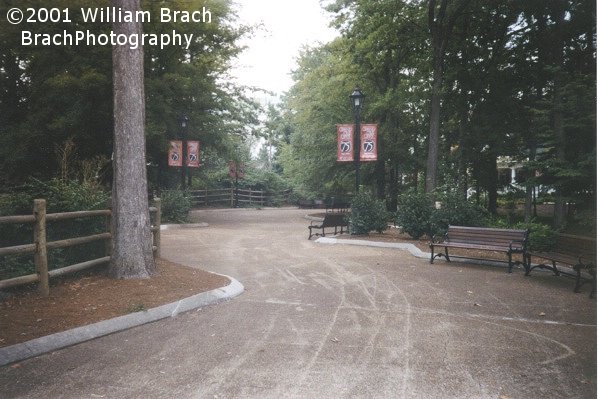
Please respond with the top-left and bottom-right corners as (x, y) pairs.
(431, 192), (491, 236)
(348, 191), (389, 235)
(395, 190), (434, 239)
(0, 178), (109, 279)
(160, 190), (191, 223)
(491, 218), (558, 252)
(395, 190), (490, 239)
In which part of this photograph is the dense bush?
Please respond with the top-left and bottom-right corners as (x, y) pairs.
(395, 190), (434, 239)
(491, 219), (558, 251)
(431, 192), (491, 236)
(160, 190), (191, 223)
(348, 191), (389, 235)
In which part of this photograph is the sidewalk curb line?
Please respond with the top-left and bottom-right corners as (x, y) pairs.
(315, 237), (528, 271)
(0, 275), (244, 367)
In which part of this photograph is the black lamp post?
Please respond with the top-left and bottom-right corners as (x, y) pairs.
(350, 88), (365, 192)
(180, 115), (189, 190)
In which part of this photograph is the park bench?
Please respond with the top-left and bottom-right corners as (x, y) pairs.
(298, 199), (315, 209)
(325, 196), (351, 213)
(430, 225), (529, 273)
(525, 234), (596, 297)
(308, 213), (348, 240)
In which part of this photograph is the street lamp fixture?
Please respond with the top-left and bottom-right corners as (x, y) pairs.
(350, 88), (365, 111)
(349, 88), (365, 192)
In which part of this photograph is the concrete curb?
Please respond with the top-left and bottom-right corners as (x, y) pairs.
(160, 222), (209, 230)
(0, 275), (244, 367)
(315, 237), (529, 271)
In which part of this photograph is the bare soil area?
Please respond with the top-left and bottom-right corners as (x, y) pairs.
(0, 259), (229, 348)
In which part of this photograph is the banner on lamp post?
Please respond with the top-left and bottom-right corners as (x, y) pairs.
(360, 124), (378, 161)
(337, 124), (354, 162)
(168, 140), (183, 167)
(187, 141), (200, 168)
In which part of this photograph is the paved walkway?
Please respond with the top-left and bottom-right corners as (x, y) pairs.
(1, 208), (596, 398)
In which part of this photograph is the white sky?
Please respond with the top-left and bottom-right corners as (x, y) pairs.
(230, 0), (338, 100)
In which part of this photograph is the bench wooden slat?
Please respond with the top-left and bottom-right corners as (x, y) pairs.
(526, 233), (596, 297)
(308, 213), (348, 239)
(430, 225), (528, 273)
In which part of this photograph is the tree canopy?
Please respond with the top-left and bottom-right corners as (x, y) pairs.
(276, 0), (596, 227)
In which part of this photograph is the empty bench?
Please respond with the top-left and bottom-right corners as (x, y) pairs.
(430, 225), (529, 273)
(308, 213), (348, 240)
(525, 234), (596, 297)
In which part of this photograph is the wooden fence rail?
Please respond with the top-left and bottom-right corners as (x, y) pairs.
(0, 198), (161, 296)
(188, 188), (292, 208)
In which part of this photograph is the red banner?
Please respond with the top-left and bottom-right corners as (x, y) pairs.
(337, 124), (354, 162)
(168, 140), (183, 167)
(360, 124), (378, 161)
(187, 141), (200, 168)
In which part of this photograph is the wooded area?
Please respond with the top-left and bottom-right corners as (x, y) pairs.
(0, 0), (595, 236)
(273, 0), (595, 230)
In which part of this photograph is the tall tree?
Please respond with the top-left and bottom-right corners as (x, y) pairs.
(425, 0), (471, 195)
(110, 0), (154, 278)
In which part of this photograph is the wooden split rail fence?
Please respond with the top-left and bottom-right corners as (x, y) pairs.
(0, 199), (161, 296)
(188, 188), (291, 207)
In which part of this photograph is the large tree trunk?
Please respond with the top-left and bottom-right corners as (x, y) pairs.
(425, 0), (471, 195)
(110, 0), (155, 279)
(425, 60), (442, 195)
(552, 5), (567, 230)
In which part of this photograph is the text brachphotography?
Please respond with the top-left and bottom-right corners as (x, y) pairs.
(21, 30), (194, 50)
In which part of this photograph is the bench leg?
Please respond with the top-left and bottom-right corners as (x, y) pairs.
(574, 265), (583, 293)
(508, 253), (513, 273)
(524, 254), (531, 275)
(308, 226), (313, 240)
(551, 260), (560, 276)
(430, 245), (450, 264)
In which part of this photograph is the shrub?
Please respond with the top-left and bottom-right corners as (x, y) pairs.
(348, 191), (389, 235)
(431, 191), (491, 236)
(395, 190), (435, 239)
(160, 190), (191, 223)
(514, 221), (558, 251)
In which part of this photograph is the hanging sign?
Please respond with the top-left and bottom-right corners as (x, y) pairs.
(187, 141), (200, 168)
(337, 124), (354, 162)
(168, 140), (183, 167)
(360, 124), (378, 161)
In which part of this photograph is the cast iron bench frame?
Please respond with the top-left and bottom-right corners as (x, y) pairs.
(429, 225), (529, 273)
(308, 213), (348, 240)
(525, 233), (596, 298)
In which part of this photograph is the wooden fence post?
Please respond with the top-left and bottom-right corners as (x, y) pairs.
(33, 199), (49, 297)
(105, 199), (112, 258)
(154, 198), (161, 258)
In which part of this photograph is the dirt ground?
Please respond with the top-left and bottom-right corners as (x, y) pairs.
(0, 226), (562, 350)
(0, 258), (229, 348)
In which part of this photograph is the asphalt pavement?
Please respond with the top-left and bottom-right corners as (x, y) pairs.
(1, 208), (596, 398)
